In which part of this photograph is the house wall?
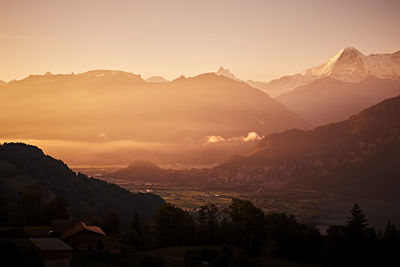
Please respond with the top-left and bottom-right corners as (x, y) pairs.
(45, 258), (71, 267)
(42, 250), (72, 260)
(65, 231), (102, 251)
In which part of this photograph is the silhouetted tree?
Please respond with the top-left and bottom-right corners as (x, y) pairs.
(322, 225), (349, 266)
(346, 203), (368, 234)
(17, 185), (43, 226)
(219, 215), (232, 244)
(265, 212), (322, 262)
(155, 204), (195, 247)
(379, 222), (400, 266)
(122, 212), (157, 250)
(132, 212), (141, 234)
(226, 198), (266, 255)
(196, 202), (219, 245)
(322, 203), (378, 266)
(102, 212), (121, 235)
(43, 196), (68, 224)
(0, 197), (8, 226)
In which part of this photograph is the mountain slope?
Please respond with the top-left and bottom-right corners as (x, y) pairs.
(276, 76), (400, 125)
(211, 95), (400, 199)
(0, 143), (165, 224)
(113, 159), (165, 181)
(0, 71), (310, 166)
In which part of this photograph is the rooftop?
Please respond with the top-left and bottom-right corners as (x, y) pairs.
(30, 238), (73, 251)
(61, 221), (106, 239)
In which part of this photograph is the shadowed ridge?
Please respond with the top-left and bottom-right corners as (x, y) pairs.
(277, 75), (400, 125)
(211, 95), (400, 199)
(0, 143), (165, 226)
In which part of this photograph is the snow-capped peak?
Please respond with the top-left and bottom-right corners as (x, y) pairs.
(302, 47), (400, 82)
(245, 47), (400, 98)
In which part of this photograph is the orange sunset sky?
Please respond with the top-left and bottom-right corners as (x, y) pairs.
(1, 0), (400, 83)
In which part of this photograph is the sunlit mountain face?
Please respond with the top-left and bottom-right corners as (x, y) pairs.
(0, 70), (310, 167)
(216, 48), (400, 98)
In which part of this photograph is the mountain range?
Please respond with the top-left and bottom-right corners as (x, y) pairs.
(0, 70), (309, 166)
(2, 47), (399, 167)
(216, 47), (400, 97)
(215, 47), (400, 125)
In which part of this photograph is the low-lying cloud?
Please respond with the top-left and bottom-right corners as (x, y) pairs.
(206, 131), (263, 144)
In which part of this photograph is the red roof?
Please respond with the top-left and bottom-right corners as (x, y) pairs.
(61, 221), (106, 239)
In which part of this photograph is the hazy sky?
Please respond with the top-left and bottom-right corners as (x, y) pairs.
(1, 0), (399, 82)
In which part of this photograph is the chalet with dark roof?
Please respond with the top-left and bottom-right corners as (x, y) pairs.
(61, 221), (106, 251)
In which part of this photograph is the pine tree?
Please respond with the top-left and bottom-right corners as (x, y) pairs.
(346, 203), (368, 233)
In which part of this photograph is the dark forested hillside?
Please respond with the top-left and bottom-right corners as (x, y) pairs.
(0, 143), (165, 226)
(211, 95), (400, 199)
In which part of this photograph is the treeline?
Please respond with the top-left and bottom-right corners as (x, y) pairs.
(0, 185), (68, 226)
(0, 184), (124, 235)
(121, 199), (400, 266)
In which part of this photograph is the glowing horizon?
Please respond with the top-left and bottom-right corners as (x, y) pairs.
(1, 0), (399, 83)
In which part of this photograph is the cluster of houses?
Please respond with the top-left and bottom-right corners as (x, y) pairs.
(30, 219), (106, 267)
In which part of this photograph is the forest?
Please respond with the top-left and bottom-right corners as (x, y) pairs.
(1, 190), (399, 266)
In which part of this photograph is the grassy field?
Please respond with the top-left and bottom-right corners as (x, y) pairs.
(120, 182), (400, 230)
(121, 184), (329, 225)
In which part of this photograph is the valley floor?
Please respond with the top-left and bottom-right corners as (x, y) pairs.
(76, 167), (400, 231)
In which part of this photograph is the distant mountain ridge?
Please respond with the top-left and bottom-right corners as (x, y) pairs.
(145, 76), (169, 83)
(277, 76), (400, 125)
(112, 159), (165, 181)
(0, 71), (310, 166)
(78, 70), (143, 81)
